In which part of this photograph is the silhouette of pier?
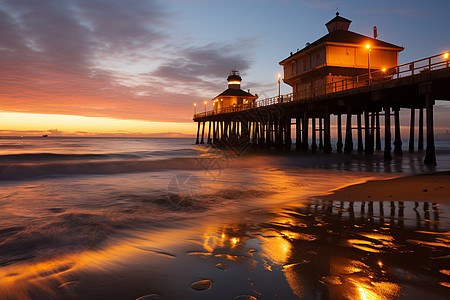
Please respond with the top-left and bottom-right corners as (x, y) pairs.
(194, 53), (450, 164)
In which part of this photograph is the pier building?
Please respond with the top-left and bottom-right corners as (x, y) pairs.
(193, 14), (450, 165)
(212, 70), (258, 111)
(280, 13), (404, 98)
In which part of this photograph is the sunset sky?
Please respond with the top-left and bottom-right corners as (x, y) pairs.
(0, 0), (449, 137)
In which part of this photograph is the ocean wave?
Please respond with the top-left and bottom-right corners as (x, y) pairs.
(0, 148), (197, 162)
(0, 188), (269, 266)
(0, 157), (226, 180)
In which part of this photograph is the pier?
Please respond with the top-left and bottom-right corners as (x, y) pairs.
(193, 52), (450, 164)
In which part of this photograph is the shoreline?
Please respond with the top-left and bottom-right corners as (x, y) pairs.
(322, 171), (450, 205)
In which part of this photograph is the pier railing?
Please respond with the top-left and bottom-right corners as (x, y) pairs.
(194, 52), (449, 119)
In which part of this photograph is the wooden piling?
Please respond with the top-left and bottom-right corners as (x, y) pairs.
(337, 114), (343, 153)
(409, 108), (415, 153)
(207, 121), (212, 144)
(311, 117), (317, 153)
(344, 107), (353, 154)
(384, 103), (392, 160)
(424, 94), (436, 165)
(418, 108), (424, 151)
(375, 111), (381, 150)
(357, 113), (363, 153)
(302, 113), (309, 151)
(394, 108), (402, 155)
(200, 121), (205, 144)
(196, 122), (200, 144)
(324, 111), (332, 153)
(296, 117), (301, 151)
(318, 117), (323, 150)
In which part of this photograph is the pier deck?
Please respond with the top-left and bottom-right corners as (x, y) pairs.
(194, 53), (450, 164)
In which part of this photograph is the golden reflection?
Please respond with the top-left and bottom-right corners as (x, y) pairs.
(260, 235), (291, 265)
(350, 278), (400, 300)
(358, 286), (377, 300)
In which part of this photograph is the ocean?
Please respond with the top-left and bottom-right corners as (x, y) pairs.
(0, 137), (449, 299)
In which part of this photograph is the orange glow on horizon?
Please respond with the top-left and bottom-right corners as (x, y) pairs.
(0, 111), (195, 136)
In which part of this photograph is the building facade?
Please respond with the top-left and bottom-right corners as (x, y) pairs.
(212, 70), (258, 111)
(279, 13), (404, 99)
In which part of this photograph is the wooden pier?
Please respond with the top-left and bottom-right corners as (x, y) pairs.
(193, 53), (450, 165)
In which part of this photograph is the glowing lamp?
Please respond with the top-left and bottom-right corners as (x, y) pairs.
(444, 53), (449, 59)
(382, 68), (386, 72)
(366, 44), (370, 49)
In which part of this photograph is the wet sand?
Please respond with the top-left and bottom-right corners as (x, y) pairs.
(324, 171), (450, 204)
(1, 170), (449, 299)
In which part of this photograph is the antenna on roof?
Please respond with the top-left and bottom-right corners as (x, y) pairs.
(373, 26), (378, 39)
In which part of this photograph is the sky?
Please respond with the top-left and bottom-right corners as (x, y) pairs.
(0, 0), (449, 137)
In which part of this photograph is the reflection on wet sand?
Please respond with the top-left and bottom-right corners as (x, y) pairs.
(196, 200), (449, 299)
(1, 199), (449, 299)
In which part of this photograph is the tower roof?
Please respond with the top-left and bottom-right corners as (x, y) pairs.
(325, 12), (352, 33)
(214, 88), (256, 98)
(227, 70), (242, 82)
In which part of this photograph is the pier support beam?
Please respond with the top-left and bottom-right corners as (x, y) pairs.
(376, 111), (381, 150)
(311, 118), (317, 153)
(424, 94), (436, 165)
(302, 112), (309, 151)
(409, 108), (415, 153)
(207, 121), (212, 144)
(393, 108), (403, 155)
(319, 117), (323, 150)
(196, 122), (200, 144)
(337, 114), (343, 153)
(384, 103), (392, 161)
(260, 121), (266, 147)
(357, 113), (363, 153)
(344, 107), (353, 154)
(285, 117), (292, 150)
(266, 120), (272, 148)
(418, 108), (424, 151)
(364, 111), (373, 155)
(324, 111), (332, 153)
(296, 117), (301, 151)
(200, 121), (205, 144)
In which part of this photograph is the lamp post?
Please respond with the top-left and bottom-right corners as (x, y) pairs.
(277, 73), (281, 102)
(204, 101), (207, 114)
(366, 44), (371, 85)
(445, 52), (449, 68)
(194, 103), (197, 115)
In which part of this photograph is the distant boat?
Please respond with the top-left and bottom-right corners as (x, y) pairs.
(42, 135), (48, 137)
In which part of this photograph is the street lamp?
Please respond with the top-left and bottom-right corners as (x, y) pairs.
(366, 44), (371, 85)
(194, 103), (197, 115)
(277, 73), (281, 101)
(204, 101), (207, 113)
(445, 52), (449, 68)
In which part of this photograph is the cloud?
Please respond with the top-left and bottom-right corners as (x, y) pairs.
(152, 40), (254, 94)
(0, 0), (255, 125)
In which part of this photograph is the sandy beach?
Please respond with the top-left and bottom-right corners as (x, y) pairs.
(324, 171), (450, 204)
(1, 162), (449, 300)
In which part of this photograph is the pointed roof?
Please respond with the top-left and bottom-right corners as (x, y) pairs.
(214, 88), (256, 98)
(280, 29), (403, 65)
(325, 13), (351, 26)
